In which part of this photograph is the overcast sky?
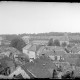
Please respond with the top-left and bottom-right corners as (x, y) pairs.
(0, 2), (80, 34)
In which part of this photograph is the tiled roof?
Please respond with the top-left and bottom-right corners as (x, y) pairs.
(0, 46), (21, 54)
(23, 44), (42, 52)
(28, 44), (36, 52)
(16, 53), (30, 63)
(36, 45), (42, 52)
(71, 46), (80, 53)
(37, 46), (45, 54)
(55, 50), (67, 55)
(38, 47), (66, 57)
(23, 44), (32, 50)
(21, 56), (57, 78)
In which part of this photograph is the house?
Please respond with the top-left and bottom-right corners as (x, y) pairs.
(50, 50), (67, 62)
(23, 44), (42, 62)
(14, 53), (30, 65)
(21, 56), (57, 78)
(0, 56), (16, 76)
(8, 66), (30, 79)
(23, 44), (32, 55)
(0, 46), (22, 60)
(37, 46), (67, 62)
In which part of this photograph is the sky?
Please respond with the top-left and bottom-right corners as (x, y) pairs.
(0, 2), (80, 34)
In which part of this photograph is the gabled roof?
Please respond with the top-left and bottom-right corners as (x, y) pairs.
(28, 44), (36, 52)
(23, 44), (42, 52)
(21, 56), (57, 78)
(0, 46), (21, 54)
(23, 44), (32, 50)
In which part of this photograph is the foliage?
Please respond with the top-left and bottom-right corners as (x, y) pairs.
(61, 42), (67, 47)
(47, 38), (54, 46)
(53, 39), (60, 46)
(10, 37), (26, 52)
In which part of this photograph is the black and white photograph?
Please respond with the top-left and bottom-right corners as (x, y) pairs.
(0, 1), (80, 79)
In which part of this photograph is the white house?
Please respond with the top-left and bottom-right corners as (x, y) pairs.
(23, 44), (32, 55)
(23, 44), (37, 62)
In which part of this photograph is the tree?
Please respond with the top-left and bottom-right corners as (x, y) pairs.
(61, 42), (67, 48)
(10, 37), (26, 52)
(53, 39), (60, 46)
(48, 38), (54, 46)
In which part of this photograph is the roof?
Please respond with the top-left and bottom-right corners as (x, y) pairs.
(37, 46), (66, 57)
(36, 45), (42, 52)
(18, 53), (29, 59)
(16, 53), (30, 63)
(71, 46), (80, 53)
(0, 46), (21, 54)
(41, 46), (65, 52)
(28, 44), (36, 52)
(64, 56), (78, 66)
(0, 56), (15, 71)
(37, 46), (45, 54)
(23, 44), (42, 52)
(53, 46), (65, 51)
(23, 44), (32, 50)
(21, 56), (57, 78)
(55, 50), (67, 56)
